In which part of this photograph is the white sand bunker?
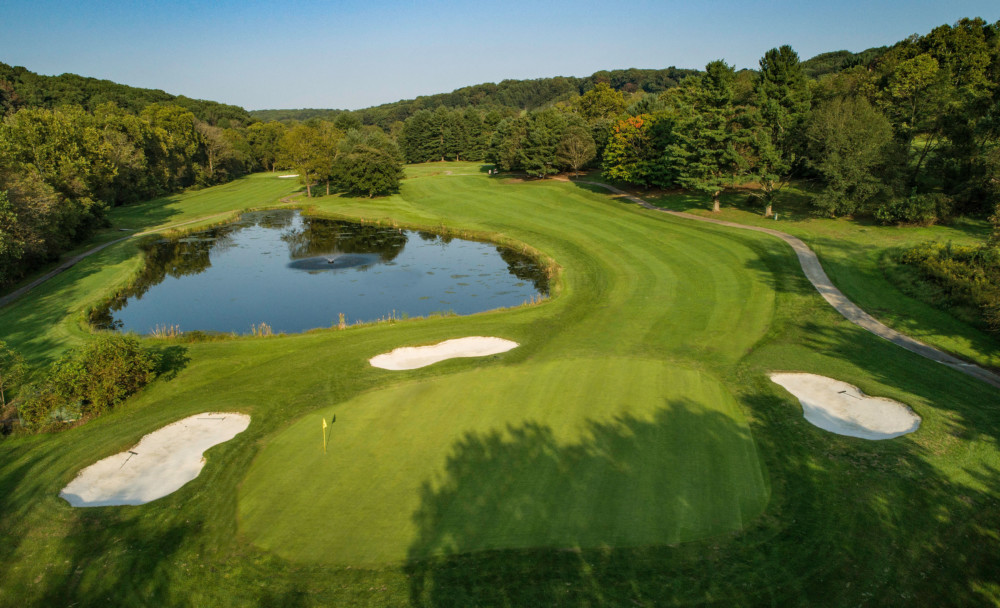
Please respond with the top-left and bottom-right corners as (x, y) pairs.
(60, 412), (251, 507)
(770, 373), (920, 440)
(370, 336), (518, 370)
(277, 174), (299, 178)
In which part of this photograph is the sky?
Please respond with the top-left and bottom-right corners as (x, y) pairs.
(1, 0), (998, 111)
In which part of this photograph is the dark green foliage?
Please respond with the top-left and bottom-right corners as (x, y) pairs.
(17, 334), (158, 426)
(0, 339), (25, 408)
(891, 241), (1000, 331)
(250, 67), (698, 130)
(670, 61), (749, 211)
(400, 107), (492, 163)
(804, 97), (894, 215)
(747, 45), (811, 213)
(246, 121), (287, 172)
(333, 129), (404, 197)
(519, 109), (571, 178)
(487, 116), (529, 172)
(874, 192), (952, 225)
(799, 47), (887, 79)
(0, 61), (250, 126)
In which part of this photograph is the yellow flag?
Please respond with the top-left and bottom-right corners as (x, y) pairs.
(322, 417), (328, 454)
(322, 418), (328, 430)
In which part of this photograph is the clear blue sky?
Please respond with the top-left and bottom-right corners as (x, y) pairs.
(1, 0), (998, 111)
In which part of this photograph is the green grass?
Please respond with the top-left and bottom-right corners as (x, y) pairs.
(240, 359), (767, 565)
(0, 173), (300, 366)
(637, 182), (1000, 370)
(0, 163), (998, 606)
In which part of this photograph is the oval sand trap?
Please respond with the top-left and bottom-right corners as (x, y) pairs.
(770, 373), (920, 440)
(60, 412), (251, 507)
(369, 336), (518, 370)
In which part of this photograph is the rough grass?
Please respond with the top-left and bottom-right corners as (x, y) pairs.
(0, 164), (998, 606)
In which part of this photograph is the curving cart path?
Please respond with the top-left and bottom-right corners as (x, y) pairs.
(578, 180), (1000, 391)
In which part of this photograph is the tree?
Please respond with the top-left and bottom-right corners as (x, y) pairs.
(247, 121), (286, 172)
(602, 114), (674, 186)
(752, 45), (811, 216)
(195, 120), (234, 183)
(333, 129), (404, 197)
(487, 116), (528, 172)
(556, 125), (596, 176)
(278, 124), (328, 197)
(670, 61), (748, 212)
(804, 97), (894, 216)
(577, 83), (627, 121)
(0, 339), (25, 408)
(519, 109), (570, 178)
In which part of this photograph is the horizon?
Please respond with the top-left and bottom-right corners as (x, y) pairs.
(2, 1), (999, 111)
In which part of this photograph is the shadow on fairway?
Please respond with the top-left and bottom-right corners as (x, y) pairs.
(403, 385), (1000, 606)
(150, 345), (191, 381)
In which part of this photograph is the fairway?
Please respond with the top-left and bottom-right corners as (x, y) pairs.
(2, 165), (999, 606)
(239, 358), (767, 564)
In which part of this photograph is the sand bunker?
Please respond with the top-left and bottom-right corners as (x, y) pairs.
(60, 412), (251, 507)
(770, 373), (920, 440)
(278, 174), (299, 178)
(370, 336), (518, 370)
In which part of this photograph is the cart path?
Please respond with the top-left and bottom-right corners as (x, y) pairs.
(577, 180), (1000, 390)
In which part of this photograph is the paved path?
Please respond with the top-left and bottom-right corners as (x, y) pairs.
(577, 180), (1000, 391)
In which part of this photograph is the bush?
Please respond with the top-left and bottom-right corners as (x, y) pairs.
(17, 334), (159, 427)
(875, 193), (951, 226)
(892, 242), (1000, 331)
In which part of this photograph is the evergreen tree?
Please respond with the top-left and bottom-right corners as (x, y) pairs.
(519, 109), (569, 178)
(670, 61), (748, 212)
(752, 45), (811, 216)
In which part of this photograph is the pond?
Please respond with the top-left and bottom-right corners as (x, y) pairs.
(93, 209), (548, 335)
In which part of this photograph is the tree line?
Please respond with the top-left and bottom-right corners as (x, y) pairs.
(463, 18), (1000, 226)
(3, 18), (998, 292)
(0, 101), (265, 287)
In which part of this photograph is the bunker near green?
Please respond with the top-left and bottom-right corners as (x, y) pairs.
(238, 358), (768, 565)
(61, 412), (251, 507)
(369, 336), (519, 370)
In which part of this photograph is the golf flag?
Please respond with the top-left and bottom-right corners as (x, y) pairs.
(322, 417), (328, 454)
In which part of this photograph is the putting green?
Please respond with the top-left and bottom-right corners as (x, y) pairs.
(238, 357), (767, 565)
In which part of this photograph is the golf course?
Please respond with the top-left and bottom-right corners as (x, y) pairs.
(1, 164), (999, 606)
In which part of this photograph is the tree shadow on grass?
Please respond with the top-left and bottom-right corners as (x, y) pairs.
(149, 344), (191, 382)
(29, 511), (201, 607)
(403, 384), (1000, 606)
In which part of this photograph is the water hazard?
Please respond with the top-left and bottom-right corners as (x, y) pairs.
(93, 209), (548, 334)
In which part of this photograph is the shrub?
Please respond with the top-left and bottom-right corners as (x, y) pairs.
(875, 193), (951, 226)
(17, 334), (159, 427)
(892, 242), (1000, 331)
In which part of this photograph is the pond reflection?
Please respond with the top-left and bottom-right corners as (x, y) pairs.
(94, 209), (548, 334)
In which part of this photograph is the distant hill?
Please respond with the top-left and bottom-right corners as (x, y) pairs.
(800, 46), (887, 79)
(0, 62), (252, 126)
(251, 67), (700, 129)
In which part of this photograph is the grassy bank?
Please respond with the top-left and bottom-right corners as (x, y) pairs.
(0, 164), (997, 606)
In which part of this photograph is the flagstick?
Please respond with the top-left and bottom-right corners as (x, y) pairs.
(322, 417), (328, 454)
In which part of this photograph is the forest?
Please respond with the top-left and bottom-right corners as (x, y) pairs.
(1, 18), (999, 328)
